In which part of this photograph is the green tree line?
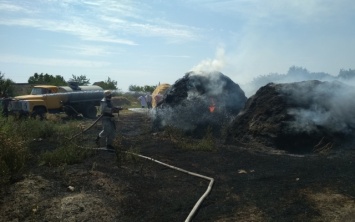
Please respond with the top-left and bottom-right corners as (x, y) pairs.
(27, 73), (118, 90)
(3, 67), (355, 97)
(128, 84), (156, 93)
(0, 72), (14, 96)
(1, 71), (158, 96)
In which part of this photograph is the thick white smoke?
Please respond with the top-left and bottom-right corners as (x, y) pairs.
(153, 71), (247, 134)
(191, 47), (227, 74)
(280, 81), (355, 134)
(189, 47), (236, 97)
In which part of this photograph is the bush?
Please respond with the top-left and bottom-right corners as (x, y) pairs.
(0, 117), (56, 140)
(0, 115), (94, 181)
(0, 132), (28, 184)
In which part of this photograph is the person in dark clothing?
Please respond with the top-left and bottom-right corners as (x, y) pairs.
(95, 90), (123, 150)
(145, 94), (152, 109)
(1, 92), (10, 117)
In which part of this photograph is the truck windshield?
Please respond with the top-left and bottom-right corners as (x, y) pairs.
(31, 88), (51, 95)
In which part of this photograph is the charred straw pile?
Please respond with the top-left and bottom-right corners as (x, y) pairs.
(153, 71), (247, 137)
(227, 80), (355, 154)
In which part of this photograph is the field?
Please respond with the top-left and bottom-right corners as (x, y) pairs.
(0, 110), (354, 221)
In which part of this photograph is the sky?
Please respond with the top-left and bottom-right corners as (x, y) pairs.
(0, 0), (355, 91)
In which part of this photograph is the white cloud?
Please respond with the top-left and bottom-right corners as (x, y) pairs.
(0, 0), (199, 44)
(84, 0), (142, 18)
(56, 44), (116, 56)
(191, 0), (355, 24)
(0, 54), (109, 68)
(0, 2), (36, 14)
(0, 17), (137, 45)
(100, 15), (199, 41)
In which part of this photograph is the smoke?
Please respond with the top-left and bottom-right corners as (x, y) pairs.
(240, 67), (341, 98)
(152, 105), (210, 132)
(153, 71), (247, 134)
(191, 47), (227, 74)
(280, 81), (355, 134)
(187, 71), (229, 97)
(188, 47), (237, 99)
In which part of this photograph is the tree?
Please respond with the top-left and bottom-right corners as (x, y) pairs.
(338, 69), (355, 80)
(68, 74), (90, 86)
(28, 73), (66, 86)
(95, 77), (118, 90)
(143, 85), (156, 93)
(129, 84), (156, 93)
(0, 72), (14, 96)
(287, 66), (309, 76)
(129, 85), (143, 91)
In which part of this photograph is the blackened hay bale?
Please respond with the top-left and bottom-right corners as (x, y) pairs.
(154, 71), (247, 137)
(226, 80), (355, 153)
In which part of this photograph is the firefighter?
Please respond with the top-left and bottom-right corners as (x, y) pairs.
(137, 95), (147, 108)
(145, 93), (152, 109)
(95, 90), (122, 150)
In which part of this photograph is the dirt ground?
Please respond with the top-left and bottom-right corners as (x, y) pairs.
(1, 110), (354, 222)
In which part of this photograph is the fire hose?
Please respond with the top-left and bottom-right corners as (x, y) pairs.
(125, 152), (214, 222)
(66, 115), (103, 140)
(68, 113), (214, 221)
(67, 107), (126, 140)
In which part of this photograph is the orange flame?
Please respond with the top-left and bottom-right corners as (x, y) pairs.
(209, 98), (215, 113)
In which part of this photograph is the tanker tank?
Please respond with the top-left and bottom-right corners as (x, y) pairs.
(66, 90), (104, 103)
(59, 85), (103, 92)
(42, 90), (104, 103)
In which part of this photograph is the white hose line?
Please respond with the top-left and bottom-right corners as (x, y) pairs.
(125, 151), (214, 222)
(67, 115), (103, 140)
(69, 115), (214, 221)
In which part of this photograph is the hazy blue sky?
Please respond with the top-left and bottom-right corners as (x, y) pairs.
(0, 0), (354, 91)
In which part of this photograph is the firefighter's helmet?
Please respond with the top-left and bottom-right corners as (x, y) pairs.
(104, 90), (112, 97)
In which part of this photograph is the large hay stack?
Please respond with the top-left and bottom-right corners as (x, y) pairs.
(154, 71), (247, 137)
(152, 83), (170, 108)
(227, 80), (355, 153)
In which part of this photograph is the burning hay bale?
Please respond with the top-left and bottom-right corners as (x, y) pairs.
(153, 71), (247, 137)
(152, 83), (171, 108)
(226, 80), (355, 154)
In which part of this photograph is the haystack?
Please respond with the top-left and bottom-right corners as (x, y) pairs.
(152, 83), (170, 108)
(154, 71), (247, 137)
(227, 80), (355, 153)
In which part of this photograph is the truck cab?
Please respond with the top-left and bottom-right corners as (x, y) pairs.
(30, 86), (59, 95)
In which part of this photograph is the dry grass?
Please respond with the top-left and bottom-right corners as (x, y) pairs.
(164, 125), (217, 151)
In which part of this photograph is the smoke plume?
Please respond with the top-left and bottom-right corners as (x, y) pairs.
(191, 47), (227, 74)
(153, 71), (247, 136)
(280, 80), (355, 134)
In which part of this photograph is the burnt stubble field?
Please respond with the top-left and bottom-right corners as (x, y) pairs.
(1, 110), (354, 221)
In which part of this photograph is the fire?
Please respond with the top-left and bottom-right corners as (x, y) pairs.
(209, 98), (215, 113)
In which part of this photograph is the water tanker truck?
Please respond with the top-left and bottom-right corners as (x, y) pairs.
(9, 82), (104, 119)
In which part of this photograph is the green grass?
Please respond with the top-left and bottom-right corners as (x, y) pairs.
(0, 115), (96, 184)
(0, 93), (145, 184)
(0, 131), (28, 184)
(40, 142), (94, 167)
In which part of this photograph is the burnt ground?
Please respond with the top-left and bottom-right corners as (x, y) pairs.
(1, 110), (355, 222)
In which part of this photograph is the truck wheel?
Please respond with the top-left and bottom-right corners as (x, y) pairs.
(82, 105), (97, 119)
(31, 107), (46, 120)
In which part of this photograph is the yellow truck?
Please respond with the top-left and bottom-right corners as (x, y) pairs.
(8, 82), (104, 119)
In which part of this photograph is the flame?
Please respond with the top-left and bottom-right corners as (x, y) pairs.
(209, 98), (215, 113)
